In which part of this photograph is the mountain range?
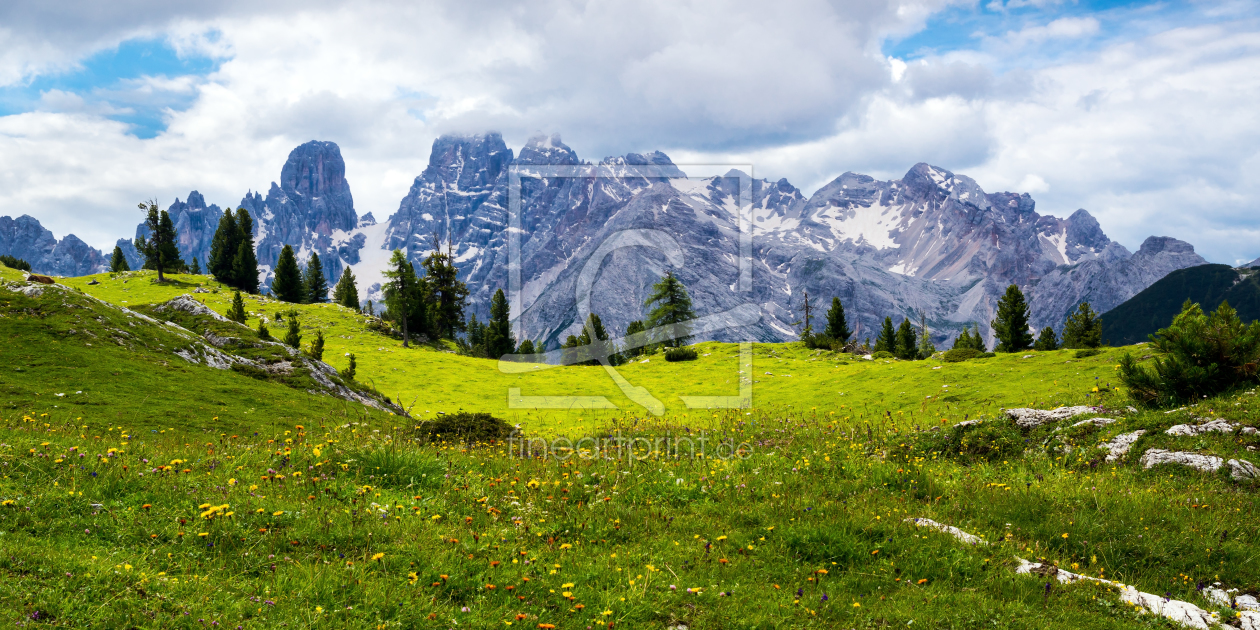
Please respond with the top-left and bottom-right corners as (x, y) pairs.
(0, 135), (1218, 349)
(1101, 264), (1260, 345)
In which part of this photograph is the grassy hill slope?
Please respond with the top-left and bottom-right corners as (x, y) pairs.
(0, 266), (398, 434)
(59, 270), (1124, 435)
(1102, 264), (1260, 345)
(1, 267), (1258, 628)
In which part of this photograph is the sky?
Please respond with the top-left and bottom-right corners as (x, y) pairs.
(0, 0), (1257, 264)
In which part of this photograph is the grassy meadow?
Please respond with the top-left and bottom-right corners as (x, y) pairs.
(0, 267), (1256, 628)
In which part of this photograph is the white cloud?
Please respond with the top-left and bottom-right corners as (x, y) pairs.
(0, 0), (1258, 267)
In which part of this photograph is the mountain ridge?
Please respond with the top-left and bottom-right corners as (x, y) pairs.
(0, 134), (1217, 348)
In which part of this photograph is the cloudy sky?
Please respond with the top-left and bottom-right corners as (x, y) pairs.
(1, 0), (1257, 264)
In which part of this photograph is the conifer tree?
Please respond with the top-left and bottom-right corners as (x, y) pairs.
(333, 267), (360, 311)
(303, 252), (329, 303)
(953, 325), (973, 350)
(917, 311), (936, 359)
(466, 313), (487, 356)
(383, 249), (421, 347)
(110, 246), (130, 272)
(232, 209), (259, 293)
(309, 330), (325, 361)
(644, 271), (695, 348)
(516, 339), (536, 355)
(576, 312), (611, 365)
(344, 353), (356, 380)
(257, 319), (271, 340)
(992, 284), (1034, 352)
(190, 257), (201, 275)
(1062, 302), (1103, 349)
(895, 318), (918, 360)
(561, 334), (581, 365)
(485, 288), (516, 359)
(271, 245), (305, 303)
(1034, 326), (1059, 351)
(972, 326), (987, 351)
(624, 320), (647, 357)
(208, 210), (239, 284)
(874, 316), (897, 354)
(423, 246), (468, 339)
(135, 199), (182, 282)
(824, 297), (852, 342)
(284, 312), (302, 349)
(227, 290), (248, 323)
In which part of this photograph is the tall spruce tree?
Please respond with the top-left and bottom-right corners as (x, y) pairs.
(190, 257), (201, 275)
(1034, 326), (1059, 351)
(992, 284), (1034, 352)
(824, 297), (852, 342)
(271, 245), (305, 303)
(333, 267), (360, 311)
(110, 245), (130, 272)
(233, 209), (259, 293)
(516, 339), (536, 355)
(383, 249), (420, 347)
(874, 316), (897, 354)
(895, 319), (918, 360)
(134, 199), (182, 282)
(1062, 302), (1103, 349)
(208, 209), (240, 283)
(485, 288), (516, 359)
(423, 246), (468, 339)
(304, 252), (329, 303)
(644, 271), (695, 348)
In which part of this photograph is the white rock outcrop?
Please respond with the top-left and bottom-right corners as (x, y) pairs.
(1102, 430), (1146, 461)
(904, 518), (987, 546)
(1005, 406), (1096, 429)
(1139, 449), (1258, 480)
(1166, 419), (1237, 436)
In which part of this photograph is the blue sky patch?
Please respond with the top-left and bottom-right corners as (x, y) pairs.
(883, 0), (1183, 62)
(0, 37), (222, 139)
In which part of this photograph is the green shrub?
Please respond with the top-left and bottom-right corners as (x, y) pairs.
(417, 412), (515, 445)
(977, 352), (996, 359)
(230, 363), (270, 381)
(803, 333), (832, 350)
(871, 350), (894, 360)
(351, 448), (444, 489)
(1074, 348), (1101, 359)
(1120, 300), (1260, 407)
(942, 347), (979, 362)
(664, 347), (698, 362)
(907, 420), (1027, 464)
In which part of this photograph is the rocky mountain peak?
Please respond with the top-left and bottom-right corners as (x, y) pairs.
(0, 214), (105, 276)
(1135, 236), (1198, 258)
(518, 133), (578, 166)
(1064, 209), (1110, 251)
(422, 133), (514, 190)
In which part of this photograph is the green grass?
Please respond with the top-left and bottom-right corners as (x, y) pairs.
(0, 266), (397, 434)
(0, 265), (1254, 628)
(58, 270), (1125, 435)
